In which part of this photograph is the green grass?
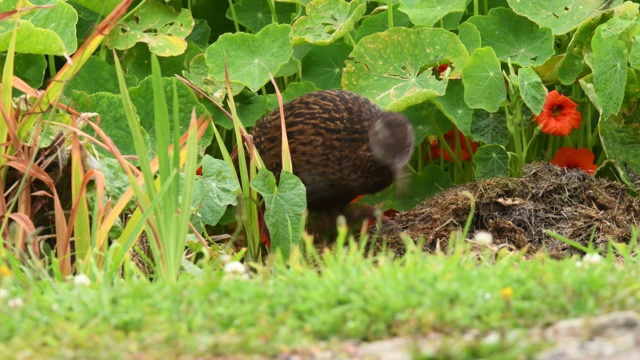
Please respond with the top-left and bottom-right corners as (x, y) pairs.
(1, 238), (639, 359)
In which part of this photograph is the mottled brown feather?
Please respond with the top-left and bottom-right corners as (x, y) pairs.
(251, 90), (414, 210)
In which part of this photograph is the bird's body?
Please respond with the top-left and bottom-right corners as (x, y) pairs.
(251, 90), (414, 211)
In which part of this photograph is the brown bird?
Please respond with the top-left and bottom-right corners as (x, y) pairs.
(251, 90), (415, 211)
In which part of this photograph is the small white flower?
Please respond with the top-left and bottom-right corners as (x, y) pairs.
(0, 288), (8, 299)
(74, 274), (91, 286)
(220, 254), (233, 264)
(51, 303), (59, 312)
(583, 253), (602, 264)
(223, 261), (246, 275)
(8, 297), (23, 308)
(474, 230), (494, 245)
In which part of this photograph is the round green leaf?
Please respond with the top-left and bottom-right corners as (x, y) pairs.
(404, 102), (452, 144)
(0, 0), (78, 55)
(11, 53), (46, 96)
(106, 1), (194, 57)
(461, 47), (506, 112)
(205, 23), (293, 92)
(592, 25), (627, 119)
(473, 144), (510, 179)
(227, 0), (297, 33)
(518, 67), (546, 115)
(457, 22), (481, 54)
(354, 4), (412, 43)
(251, 169), (307, 258)
(65, 56), (138, 95)
(397, 0), (466, 27)
(557, 14), (608, 85)
(432, 80), (473, 135)
(599, 114), (640, 178)
(70, 91), (146, 157)
(292, 0), (366, 45)
(508, 0), (622, 35)
(192, 156), (240, 228)
(266, 81), (320, 111)
(470, 109), (509, 146)
(467, 7), (554, 67)
(301, 42), (352, 89)
(129, 76), (213, 155)
(343, 27), (469, 111)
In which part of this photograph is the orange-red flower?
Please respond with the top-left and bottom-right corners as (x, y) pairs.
(428, 128), (478, 162)
(535, 90), (582, 136)
(551, 146), (597, 174)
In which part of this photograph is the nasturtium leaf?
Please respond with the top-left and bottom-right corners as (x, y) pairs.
(10, 53), (46, 96)
(301, 42), (352, 89)
(70, 91), (146, 157)
(361, 165), (453, 211)
(188, 19), (211, 50)
(343, 27), (469, 111)
(291, 0), (366, 45)
(228, 90), (268, 128)
(508, 0), (623, 35)
(592, 25), (627, 119)
(354, 4), (412, 42)
(432, 80), (473, 135)
(65, 56), (138, 95)
(599, 114), (640, 177)
(122, 41), (202, 79)
(70, 0), (120, 15)
(518, 67), (546, 115)
(630, 35), (640, 70)
(457, 22), (481, 54)
(250, 169), (306, 258)
(227, 0), (297, 33)
(403, 102), (451, 144)
(99, 157), (136, 214)
(266, 81), (320, 111)
(461, 47), (506, 112)
(275, 44), (313, 78)
(557, 14), (608, 85)
(129, 76), (212, 155)
(205, 23), (293, 92)
(207, 89), (269, 130)
(579, 74), (601, 114)
(184, 54), (243, 107)
(397, 0), (466, 27)
(467, 7), (554, 67)
(0, 0), (77, 55)
(473, 144), (509, 179)
(105, 1), (194, 57)
(192, 156), (240, 228)
(470, 109), (508, 146)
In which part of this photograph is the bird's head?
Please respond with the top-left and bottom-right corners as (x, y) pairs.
(368, 112), (415, 187)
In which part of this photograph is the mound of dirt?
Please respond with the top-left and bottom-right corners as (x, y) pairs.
(377, 162), (640, 258)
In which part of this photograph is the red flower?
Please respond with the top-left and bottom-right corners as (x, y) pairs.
(428, 128), (478, 162)
(535, 90), (582, 136)
(551, 147), (597, 174)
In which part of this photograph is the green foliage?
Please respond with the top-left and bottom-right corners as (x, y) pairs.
(292, 0), (366, 45)
(343, 27), (468, 111)
(398, 0), (466, 27)
(105, 0), (194, 56)
(0, 0), (78, 55)
(4, 0), (640, 284)
(192, 155), (240, 229)
(205, 23), (293, 92)
(251, 169), (306, 258)
(2, 238), (640, 357)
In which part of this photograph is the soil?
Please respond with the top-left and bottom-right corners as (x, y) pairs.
(372, 162), (640, 259)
